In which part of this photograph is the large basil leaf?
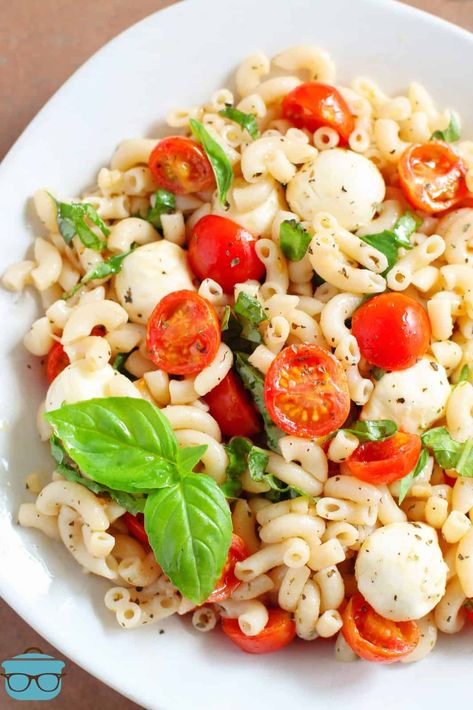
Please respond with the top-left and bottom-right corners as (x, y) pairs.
(422, 426), (473, 477)
(189, 119), (233, 205)
(144, 473), (232, 603)
(46, 398), (179, 492)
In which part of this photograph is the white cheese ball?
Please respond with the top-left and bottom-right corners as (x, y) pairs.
(286, 149), (385, 231)
(361, 358), (451, 434)
(355, 522), (447, 621)
(45, 363), (139, 411)
(114, 241), (195, 324)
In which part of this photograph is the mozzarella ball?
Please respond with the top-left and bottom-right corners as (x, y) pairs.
(286, 149), (385, 231)
(45, 362), (139, 411)
(436, 208), (473, 266)
(355, 522), (447, 621)
(212, 177), (285, 237)
(361, 358), (451, 434)
(114, 241), (195, 324)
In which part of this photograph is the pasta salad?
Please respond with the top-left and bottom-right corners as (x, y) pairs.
(4, 44), (473, 664)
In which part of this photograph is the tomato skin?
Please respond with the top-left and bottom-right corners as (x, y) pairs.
(148, 136), (215, 195)
(188, 215), (265, 294)
(282, 82), (355, 142)
(221, 609), (296, 654)
(345, 431), (422, 485)
(45, 326), (106, 383)
(398, 141), (467, 214)
(352, 293), (431, 371)
(203, 371), (261, 437)
(123, 513), (149, 545)
(206, 534), (248, 603)
(264, 344), (350, 438)
(146, 290), (221, 376)
(464, 600), (473, 625)
(342, 593), (420, 663)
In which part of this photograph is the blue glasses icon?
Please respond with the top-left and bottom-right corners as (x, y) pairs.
(1, 647), (65, 701)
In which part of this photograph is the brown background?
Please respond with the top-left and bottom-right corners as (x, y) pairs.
(1, 0), (472, 708)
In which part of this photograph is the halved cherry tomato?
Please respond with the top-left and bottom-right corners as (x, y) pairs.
(207, 534), (248, 603)
(464, 599), (473, 625)
(188, 215), (265, 294)
(398, 141), (468, 214)
(123, 513), (149, 546)
(45, 326), (106, 383)
(203, 371), (261, 437)
(342, 593), (420, 663)
(345, 431), (422, 485)
(352, 293), (431, 371)
(221, 609), (296, 654)
(148, 136), (215, 195)
(282, 82), (355, 142)
(264, 344), (350, 438)
(146, 290), (220, 376)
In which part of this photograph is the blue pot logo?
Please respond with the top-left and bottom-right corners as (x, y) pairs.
(1, 647), (65, 701)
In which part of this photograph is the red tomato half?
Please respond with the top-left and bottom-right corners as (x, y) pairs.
(282, 82), (355, 142)
(147, 290), (221, 376)
(148, 136), (215, 195)
(188, 215), (265, 293)
(345, 432), (422, 485)
(398, 141), (467, 214)
(45, 326), (106, 383)
(352, 293), (431, 371)
(464, 599), (473, 625)
(342, 594), (420, 663)
(222, 609), (296, 654)
(207, 534), (248, 603)
(123, 513), (149, 546)
(264, 344), (350, 438)
(203, 371), (261, 437)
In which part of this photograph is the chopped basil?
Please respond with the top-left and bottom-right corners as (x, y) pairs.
(51, 195), (109, 251)
(341, 419), (397, 443)
(430, 112), (461, 143)
(398, 448), (429, 504)
(453, 364), (470, 390)
(63, 247), (134, 299)
(220, 437), (252, 498)
(147, 189), (176, 230)
(371, 366), (386, 381)
(279, 220), (312, 261)
(359, 210), (422, 273)
(422, 427), (473, 477)
(189, 119), (233, 205)
(222, 293), (267, 351)
(219, 106), (259, 140)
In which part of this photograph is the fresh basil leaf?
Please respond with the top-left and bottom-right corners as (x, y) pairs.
(263, 476), (315, 503)
(371, 366), (386, 381)
(341, 419), (397, 443)
(221, 437), (266, 498)
(235, 353), (283, 453)
(421, 426), (473, 477)
(50, 436), (145, 514)
(431, 112), (461, 143)
(144, 473), (232, 603)
(46, 397), (179, 492)
(147, 189), (176, 230)
(176, 445), (208, 474)
(279, 220), (312, 261)
(189, 119), (233, 206)
(221, 305), (231, 331)
(248, 446), (269, 481)
(112, 352), (129, 372)
(219, 106), (259, 140)
(63, 248), (135, 299)
(51, 196), (109, 251)
(233, 292), (266, 344)
(453, 364), (470, 390)
(398, 448), (429, 504)
(359, 211), (420, 273)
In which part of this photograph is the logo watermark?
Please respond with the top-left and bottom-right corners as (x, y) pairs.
(1, 647), (65, 701)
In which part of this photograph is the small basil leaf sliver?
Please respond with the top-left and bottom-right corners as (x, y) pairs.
(279, 220), (312, 261)
(63, 248), (135, 300)
(45, 397), (179, 492)
(371, 366), (386, 381)
(248, 447), (269, 481)
(144, 473), (232, 604)
(147, 189), (176, 230)
(398, 448), (429, 504)
(359, 210), (420, 273)
(392, 210), (422, 247)
(221, 436), (251, 498)
(453, 364), (470, 390)
(430, 112), (461, 143)
(52, 196), (109, 251)
(341, 419), (398, 443)
(189, 119), (233, 206)
(234, 292), (266, 326)
(219, 107), (259, 140)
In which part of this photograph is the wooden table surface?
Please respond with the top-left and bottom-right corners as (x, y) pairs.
(1, 0), (472, 707)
